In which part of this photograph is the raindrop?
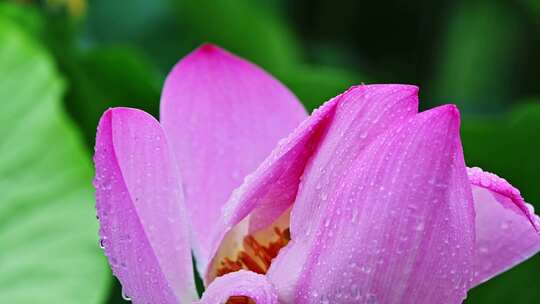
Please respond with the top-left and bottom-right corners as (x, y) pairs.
(350, 284), (361, 300)
(324, 219), (331, 227)
(121, 289), (131, 301)
(320, 295), (330, 304)
(361, 265), (372, 274)
(365, 293), (378, 304)
(351, 210), (358, 223)
(359, 131), (368, 139)
(407, 204), (418, 211)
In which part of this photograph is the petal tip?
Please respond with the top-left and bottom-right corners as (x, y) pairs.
(98, 108), (114, 126)
(429, 104), (461, 126)
(440, 103), (460, 117)
(108, 107), (159, 126)
(468, 166), (540, 233)
(351, 83), (419, 94)
(197, 43), (224, 53)
(342, 83), (420, 111)
(395, 83), (420, 97)
(384, 83), (419, 94)
(448, 103), (460, 116)
(189, 43), (232, 61)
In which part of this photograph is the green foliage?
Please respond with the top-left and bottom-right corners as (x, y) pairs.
(83, 0), (189, 71)
(0, 16), (109, 303)
(0, 2), (43, 35)
(280, 65), (361, 110)
(172, 0), (301, 74)
(171, 0), (364, 109)
(81, 0), (365, 121)
(430, 1), (524, 112)
(62, 46), (162, 147)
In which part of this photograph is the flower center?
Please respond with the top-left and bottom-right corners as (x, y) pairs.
(216, 227), (291, 277)
(218, 227), (290, 304)
(208, 210), (292, 304)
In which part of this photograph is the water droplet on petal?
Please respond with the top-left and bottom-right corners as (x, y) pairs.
(320, 295), (330, 304)
(121, 289), (131, 301)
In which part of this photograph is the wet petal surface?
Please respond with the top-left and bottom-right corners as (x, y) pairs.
(206, 85), (419, 282)
(269, 105), (475, 303)
(94, 108), (196, 303)
(160, 44), (306, 270)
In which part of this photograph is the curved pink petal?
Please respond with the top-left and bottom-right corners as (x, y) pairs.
(467, 167), (540, 286)
(269, 105), (475, 303)
(197, 270), (278, 304)
(206, 84), (419, 281)
(94, 108), (196, 303)
(160, 44), (306, 268)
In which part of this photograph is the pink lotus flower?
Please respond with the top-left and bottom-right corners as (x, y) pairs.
(93, 44), (540, 304)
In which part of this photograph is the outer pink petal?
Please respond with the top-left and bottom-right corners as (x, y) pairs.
(467, 167), (540, 286)
(197, 271), (278, 304)
(206, 84), (419, 280)
(94, 108), (197, 303)
(160, 44), (307, 268)
(269, 105), (475, 303)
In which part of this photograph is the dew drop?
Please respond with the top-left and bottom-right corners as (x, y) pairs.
(121, 289), (131, 301)
(350, 284), (361, 300)
(351, 210), (358, 223)
(361, 265), (372, 274)
(324, 219), (331, 227)
(359, 131), (368, 139)
(320, 192), (328, 201)
(320, 295), (330, 304)
(365, 293), (378, 304)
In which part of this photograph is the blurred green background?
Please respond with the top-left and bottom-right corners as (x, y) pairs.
(0, 0), (538, 303)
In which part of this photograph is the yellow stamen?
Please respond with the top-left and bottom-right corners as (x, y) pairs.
(215, 227), (290, 304)
(217, 227), (291, 277)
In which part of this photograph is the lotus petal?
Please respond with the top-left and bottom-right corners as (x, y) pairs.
(160, 44), (306, 268)
(467, 167), (540, 286)
(94, 108), (196, 303)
